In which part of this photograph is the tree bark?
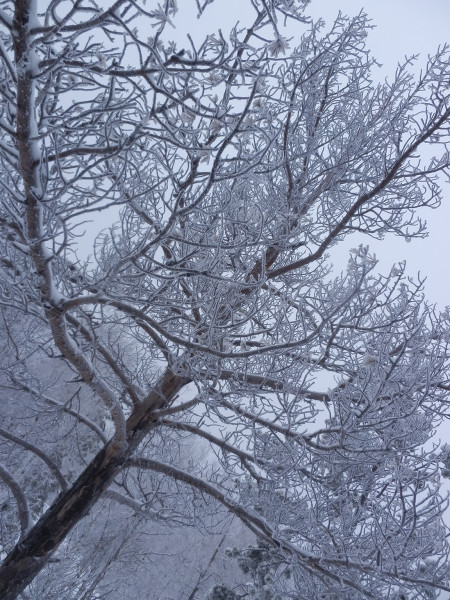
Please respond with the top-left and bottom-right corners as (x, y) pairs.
(0, 369), (189, 600)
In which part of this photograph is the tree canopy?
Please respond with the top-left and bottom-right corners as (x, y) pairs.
(0, 1), (450, 598)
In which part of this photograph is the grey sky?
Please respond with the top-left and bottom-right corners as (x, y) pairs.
(171, 0), (450, 306)
(78, 1), (450, 307)
(308, 1), (450, 308)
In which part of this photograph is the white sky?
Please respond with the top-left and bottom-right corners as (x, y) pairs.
(303, 2), (450, 554)
(76, 1), (450, 309)
(172, 0), (450, 308)
(44, 0), (450, 573)
(307, 1), (450, 309)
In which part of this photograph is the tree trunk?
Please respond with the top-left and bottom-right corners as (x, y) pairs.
(0, 369), (189, 600)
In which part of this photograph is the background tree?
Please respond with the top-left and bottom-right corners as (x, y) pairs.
(0, 0), (450, 598)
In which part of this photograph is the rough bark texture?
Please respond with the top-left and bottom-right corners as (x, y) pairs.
(0, 369), (189, 600)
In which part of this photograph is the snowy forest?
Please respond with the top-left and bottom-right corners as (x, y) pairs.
(0, 0), (450, 598)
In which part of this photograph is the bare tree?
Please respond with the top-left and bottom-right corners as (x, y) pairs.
(0, 1), (450, 598)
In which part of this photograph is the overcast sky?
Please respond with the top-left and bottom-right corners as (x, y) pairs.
(172, 0), (450, 307)
(304, 2), (450, 540)
(307, 1), (450, 309)
(75, 1), (450, 308)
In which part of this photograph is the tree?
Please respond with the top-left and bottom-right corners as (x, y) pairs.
(0, 0), (450, 597)
(206, 541), (292, 599)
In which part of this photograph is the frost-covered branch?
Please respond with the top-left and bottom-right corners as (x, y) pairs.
(0, 427), (67, 490)
(0, 0), (449, 598)
(0, 463), (31, 538)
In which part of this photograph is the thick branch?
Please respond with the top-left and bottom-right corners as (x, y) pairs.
(0, 368), (190, 600)
(130, 456), (450, 596)
(268, 105), (450, 278)
(0, 463), (31, 538)
(0, 427), (67, 491)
